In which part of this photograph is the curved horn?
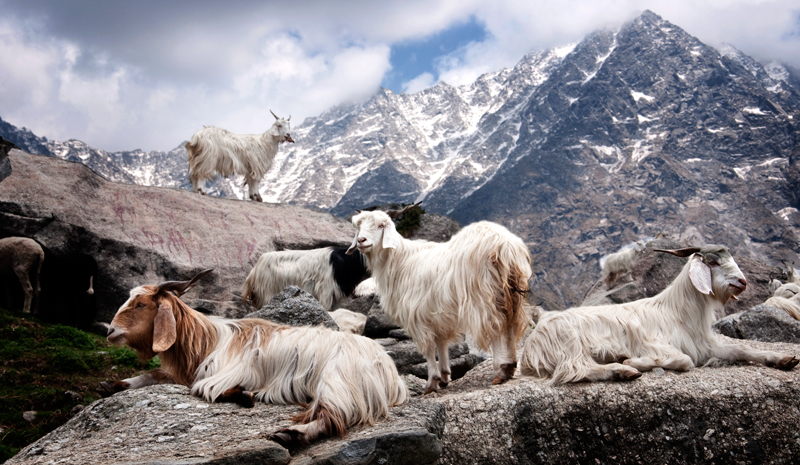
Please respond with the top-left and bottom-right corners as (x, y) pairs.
(157, 269), (214, 297)
(653, 247), (702, 258)
(387, 201), (422, 219)
(270, 109), (279, 120)
(287, 115), (291, 121)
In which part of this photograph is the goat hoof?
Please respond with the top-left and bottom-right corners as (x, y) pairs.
(97, 380), (130, 397)
(424, 376), (442, 395)
(775, 355), (799, 370)
(615, 368), (642, 381)
(269, 429), (308, 448)
(492, 362), (517, 385)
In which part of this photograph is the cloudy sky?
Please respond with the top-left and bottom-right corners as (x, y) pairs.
(1, 0), (798, 152)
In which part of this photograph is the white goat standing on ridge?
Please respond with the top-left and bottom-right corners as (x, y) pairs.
(347, 204), (532, 394)
(521, 245), (799, 383)
(186, 110), (294, 201)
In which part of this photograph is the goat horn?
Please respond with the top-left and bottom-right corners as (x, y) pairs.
(287, 115), (291, 121)
(157, 269), (214, 297)
(387, 201), (422, 219)
(270, 110), (279, 120)
(653, 247), (702, 258)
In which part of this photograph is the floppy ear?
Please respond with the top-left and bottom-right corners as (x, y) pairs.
(346, 232), (359, 255)
(152, 298), (177, 353)
(382, 221), (401, 250)
(688, 258), (714, 295)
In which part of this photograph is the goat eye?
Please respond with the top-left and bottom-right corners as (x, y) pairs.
(135, 303), (146, 309)
(378, 223), (385, 229)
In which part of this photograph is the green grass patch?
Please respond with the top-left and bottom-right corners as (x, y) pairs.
(0, 307), (160, 462)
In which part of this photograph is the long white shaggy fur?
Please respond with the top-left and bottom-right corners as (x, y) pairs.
(347, 210), (532, 393)
(186, 113), (293, 201)
(521, 245), (799, 383)
(105, 277), (406, 445)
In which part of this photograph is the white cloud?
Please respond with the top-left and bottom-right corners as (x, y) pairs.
(0, 0), (797, 151)
(402, 72), (436, 94)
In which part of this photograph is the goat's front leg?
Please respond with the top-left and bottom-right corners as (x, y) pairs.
(435, 339), (452, 387)
(712, 344), (799, 370)
(191, 177), (208, 195)
(214, 385), (255, 408)
(490, 327), (518, 385)
(246, 177), (263, 202)
(420, 341), (443, 394)
(97, 369), (176, 397)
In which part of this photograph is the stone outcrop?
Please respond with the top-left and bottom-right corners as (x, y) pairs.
(245, 286), (338, 330)
(0, 151), (355, 322)
(9, 337), (800, 464)
(714, 305), (800, 343)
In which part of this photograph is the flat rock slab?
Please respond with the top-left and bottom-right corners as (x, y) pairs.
(714, 305), (800, 343)
(8, 338), (800, 465)
(7, 385), (444, 465)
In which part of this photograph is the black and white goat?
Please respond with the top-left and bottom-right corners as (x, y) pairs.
(520, 245), (799, 383)
(101, 270), (407, 446)
(347, 204), (532, 394)
(186, 111), (294, 201)
(242, 247), (370, 311)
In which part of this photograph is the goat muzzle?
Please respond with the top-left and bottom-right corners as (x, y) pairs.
(284, 134), (295, 143)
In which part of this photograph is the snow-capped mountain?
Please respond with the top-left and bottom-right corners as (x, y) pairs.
(3, 10), (800, 309)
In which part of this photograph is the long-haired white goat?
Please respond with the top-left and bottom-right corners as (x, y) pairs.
(521, 245), (799, 383)
(101, 270), (407, 446)
(346, 204), (532, 394)
(186, 110), (294, 201)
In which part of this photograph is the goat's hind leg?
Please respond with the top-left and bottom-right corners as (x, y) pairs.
(436, 339), (452, 387)
(420, 341), (444, 394)
(269, 403), (345, 449)
(245, 177), (263, 202)
(713, 344), (799, 370)
(13, 265), (34, 313)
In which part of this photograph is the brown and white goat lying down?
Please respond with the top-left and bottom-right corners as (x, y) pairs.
(101, 271), (407, 446)
(521, 246), (799, 383)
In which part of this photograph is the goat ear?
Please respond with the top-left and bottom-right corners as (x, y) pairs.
(152, 299), (177, 353)
(689, 258), (714, 295)
(345, 233), (359, 255)
(382, 221), (401, 250)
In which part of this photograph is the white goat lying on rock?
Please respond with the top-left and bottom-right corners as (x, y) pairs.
(186, 110), (294, 201)
(101, 270), (407, 446)
(0, 237), (44, 313)
(347, 204), (532, 393)
(521, 245), (799, 383)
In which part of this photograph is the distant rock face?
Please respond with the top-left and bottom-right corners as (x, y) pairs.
(9, 338), (800, 465)
(714, 305), (800, 343)
(0, 151), (355, 322)
(580, 238), (786, 317)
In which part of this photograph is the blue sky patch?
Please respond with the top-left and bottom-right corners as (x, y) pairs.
(382, 17), (488, 94)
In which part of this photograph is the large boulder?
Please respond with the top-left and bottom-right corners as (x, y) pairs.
(0, 151), (355, 322)
(714, 304), (800, 343)
(245, 286), (338, 330)
(581, 237), (784, 317)
(8, 338), (800, 464)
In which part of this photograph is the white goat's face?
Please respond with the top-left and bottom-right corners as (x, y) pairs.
(688, 246), (747, 303)
(270, 116), (295, 143)
(346, 211), (401, 256)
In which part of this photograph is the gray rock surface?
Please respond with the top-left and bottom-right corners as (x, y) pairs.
(245, 286), (338, 330)
(9, 338), (800, 465)
(714, 304), (800, 343)
(0, 151), (355, 322)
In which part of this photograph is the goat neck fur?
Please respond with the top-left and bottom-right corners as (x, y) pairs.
(347, 210), (532, 393)
(186, 112), (294, 201)
(0, 236), (44, 313)
(242, 247), (369, 311)
(106, 280), (407, 444)
(521, 245), (799, 383)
